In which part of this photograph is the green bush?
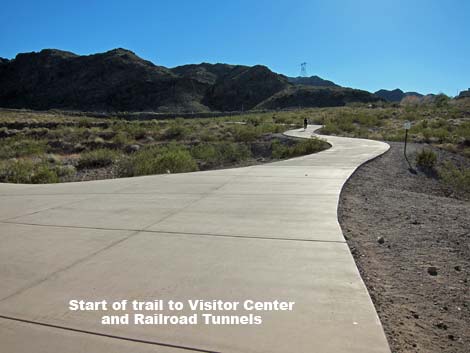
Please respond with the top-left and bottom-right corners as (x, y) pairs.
(191, 144), (220, 166)
(164, 122), (189, 139)
(112, 131), (131, 146)
(77, 149), (120, 169)
(0, 138), (48, 159)
(0, 160), (59, 184)
(322, 115), (356, 135)
(291, 138), (328, 156)
(191, 142), (252, 165)
(415, 149), (437, 171)
(31, 164), (59, 183)
(231, 125), (259, 142)
(54, 164), (76, 178)
(117, 145), (198, 177)
(218, 143), (251, 163)
(439, 162), (470, 194)
(272, 138), (328, 159)
(271, 140), (290, 159)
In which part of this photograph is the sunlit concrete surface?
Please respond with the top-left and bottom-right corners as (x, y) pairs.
(0, 126), (391, 353)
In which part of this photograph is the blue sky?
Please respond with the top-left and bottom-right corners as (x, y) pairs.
(1, 0), (468, 95)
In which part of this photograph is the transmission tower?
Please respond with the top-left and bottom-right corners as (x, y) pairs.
(300, 62), (307, 77)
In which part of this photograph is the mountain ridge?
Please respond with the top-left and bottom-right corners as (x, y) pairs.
(0, 48), (382, 112)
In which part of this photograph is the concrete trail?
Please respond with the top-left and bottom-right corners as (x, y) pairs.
(0, 125), (390, 353)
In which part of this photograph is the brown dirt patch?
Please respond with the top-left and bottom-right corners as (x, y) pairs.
(339, 142), (470, 353)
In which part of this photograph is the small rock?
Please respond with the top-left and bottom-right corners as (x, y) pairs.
(125, 144), (141, 153)
(435, 321), (448, 330)
(448, 334), (455, 341)
(454, 265), (462, 272)
(427, 266), (438, 276)
(377, 236), (385, 244)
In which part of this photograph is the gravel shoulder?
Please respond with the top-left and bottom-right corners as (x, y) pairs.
(338, 142), (470, 353)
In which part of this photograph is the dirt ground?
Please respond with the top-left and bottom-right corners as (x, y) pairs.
(338, 142), (470, 353)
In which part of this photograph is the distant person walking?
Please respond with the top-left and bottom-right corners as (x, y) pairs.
(303, 118), (308, 130)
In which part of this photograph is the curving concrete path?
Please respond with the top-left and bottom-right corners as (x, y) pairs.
(0, 126), (391, 353)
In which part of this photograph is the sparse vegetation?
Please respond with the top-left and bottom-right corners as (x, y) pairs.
(1, 98), (468, 185)
(0, 108), (333, 183)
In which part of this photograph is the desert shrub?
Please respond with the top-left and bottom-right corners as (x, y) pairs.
(356, 114), (380, 127)
(272, 115), (290, 124)
(0, 160), (58, 184)
(191, 144), (220, 166)
(384, 132), (405, 142)
(246, 116), (262, 126)
(271, 140), (290, 159)
(322, 116), (356, 135)
(126, 124), (149, 139)
(53, 164), (76, 178)
(261, 123), (284, 134)
(156, 149), (198, 173)
(0, 160), (34, 183)
(77, 149), (120, 169)
(218, 143), (252, 163)
(291, 138), (328, 156)
(31, 164), (60, 183)
(415, 149), (437, 171)
(117, 145), (198, 177)
(191, 142), (251, 166)
(433, 128), (451, 143)
(272, 138), (328, 159)
(435, 94), (450, 108)
(231, 125), (259, 142)
(439, 162), (470, 194)
(112, 131), (131, 146)
(321, 122), (340, 135)
(164, 120), (189, 140)
(0, 138), (48, 159)
(457, 121), (470, 141)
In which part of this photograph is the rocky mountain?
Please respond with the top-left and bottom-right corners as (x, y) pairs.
(287, 75), (338, 87)
(374, 88), (423, 102)
(456, 89), (470, 99)
(0, 48), (382, 112)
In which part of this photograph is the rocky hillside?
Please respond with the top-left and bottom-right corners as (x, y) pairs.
(0, 48), (381, 112)
(257, 86), (383, 109)
(287, 75), (338, 87)
(374, 88), (423, 102)
(457, 89), (470, 99)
